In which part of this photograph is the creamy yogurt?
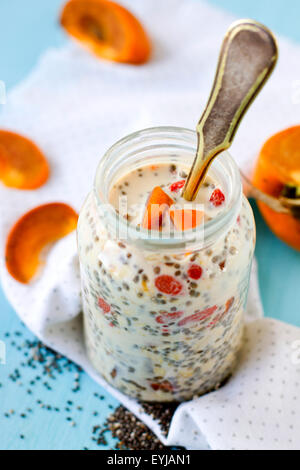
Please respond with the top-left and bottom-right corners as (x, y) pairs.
(109, 163), (225, 230)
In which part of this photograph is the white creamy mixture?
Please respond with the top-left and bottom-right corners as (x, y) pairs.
(109, 163), (224, 230)
(78, 161), (255, 401)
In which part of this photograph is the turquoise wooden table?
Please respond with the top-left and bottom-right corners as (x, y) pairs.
(1, 0), (300, 450)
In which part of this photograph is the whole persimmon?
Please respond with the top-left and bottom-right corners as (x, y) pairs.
(253, 126), (300, 250)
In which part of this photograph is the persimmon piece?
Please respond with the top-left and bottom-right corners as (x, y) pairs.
(0, 130), (49, 189)
(170, 209), (204, 231)
(60, 0), (151, 64)
(142, 187), (174, 230)
(253, 126), (300, 250)
(5, 203), (78, 284)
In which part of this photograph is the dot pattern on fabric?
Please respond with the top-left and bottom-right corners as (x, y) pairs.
(173, 319), (300, 450)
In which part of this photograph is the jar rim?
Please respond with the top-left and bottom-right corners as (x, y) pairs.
(93, 126), (242, 251)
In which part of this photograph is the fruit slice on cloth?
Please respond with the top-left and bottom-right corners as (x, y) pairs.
(60, 0), (151, 64)
(253, 126), (300, 250)
(5, 203), (78, 283)
(142, 186), (174, 230)
(170, 208), (204, 231)
(0, 130), (49, 189)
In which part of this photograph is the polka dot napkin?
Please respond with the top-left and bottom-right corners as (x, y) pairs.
(0, 0), (300, 450)
(169, 318), (300, 450)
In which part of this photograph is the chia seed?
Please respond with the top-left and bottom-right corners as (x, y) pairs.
(98, 405), (178, 450)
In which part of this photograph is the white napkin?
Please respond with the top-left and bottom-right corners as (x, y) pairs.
(0, 0), (300, 450)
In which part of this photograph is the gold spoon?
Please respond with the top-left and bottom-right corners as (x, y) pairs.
(182, 19), (278, 201)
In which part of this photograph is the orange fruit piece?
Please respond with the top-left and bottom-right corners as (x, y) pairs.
(0, 130), (49, 190)
(5, 203), (78, 283)
(170, 208), (204, 231)
(253, 126), (300, 250)
(60, 0), (151, 64)
(142, 186), (174, 230)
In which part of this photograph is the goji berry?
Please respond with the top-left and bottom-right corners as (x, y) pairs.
(210, 188), (225, 206)
(155, 275), (183, 295)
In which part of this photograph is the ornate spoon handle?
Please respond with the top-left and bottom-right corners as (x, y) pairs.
(182, 19), (278, 201)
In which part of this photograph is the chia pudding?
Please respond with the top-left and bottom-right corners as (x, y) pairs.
(77, 127), (255, 402)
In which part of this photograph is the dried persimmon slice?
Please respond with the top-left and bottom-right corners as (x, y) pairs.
(5, 203), (78, 284)
(0, 130), (49, 190)
(60, 0), (151, 64)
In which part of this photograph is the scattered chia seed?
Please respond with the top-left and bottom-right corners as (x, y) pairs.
(100, 405), (166, 450)
(1, 325), (118, 449)
(141, 402), (178, 435)
(4, 325), (183, 449)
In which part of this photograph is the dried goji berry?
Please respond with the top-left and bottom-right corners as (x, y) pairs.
(155, 311), (184, 324)
(169, 179), (186, 192)
(187, 264), (203, 280)
(210, 188), (225, 206)
(98, 297), (111, 313)
(178, 305), (217, 326)
(154, 275), (183, 295)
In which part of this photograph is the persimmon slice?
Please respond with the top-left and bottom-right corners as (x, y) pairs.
(170, 209), (204, 231)
(142, 187), (174, 230)
(5, 203), (78, 283)
(0, 130), (49, 189)
(60, 0), (151, 64)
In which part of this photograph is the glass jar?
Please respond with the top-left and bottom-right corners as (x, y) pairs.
(77, 127), (256, 402)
